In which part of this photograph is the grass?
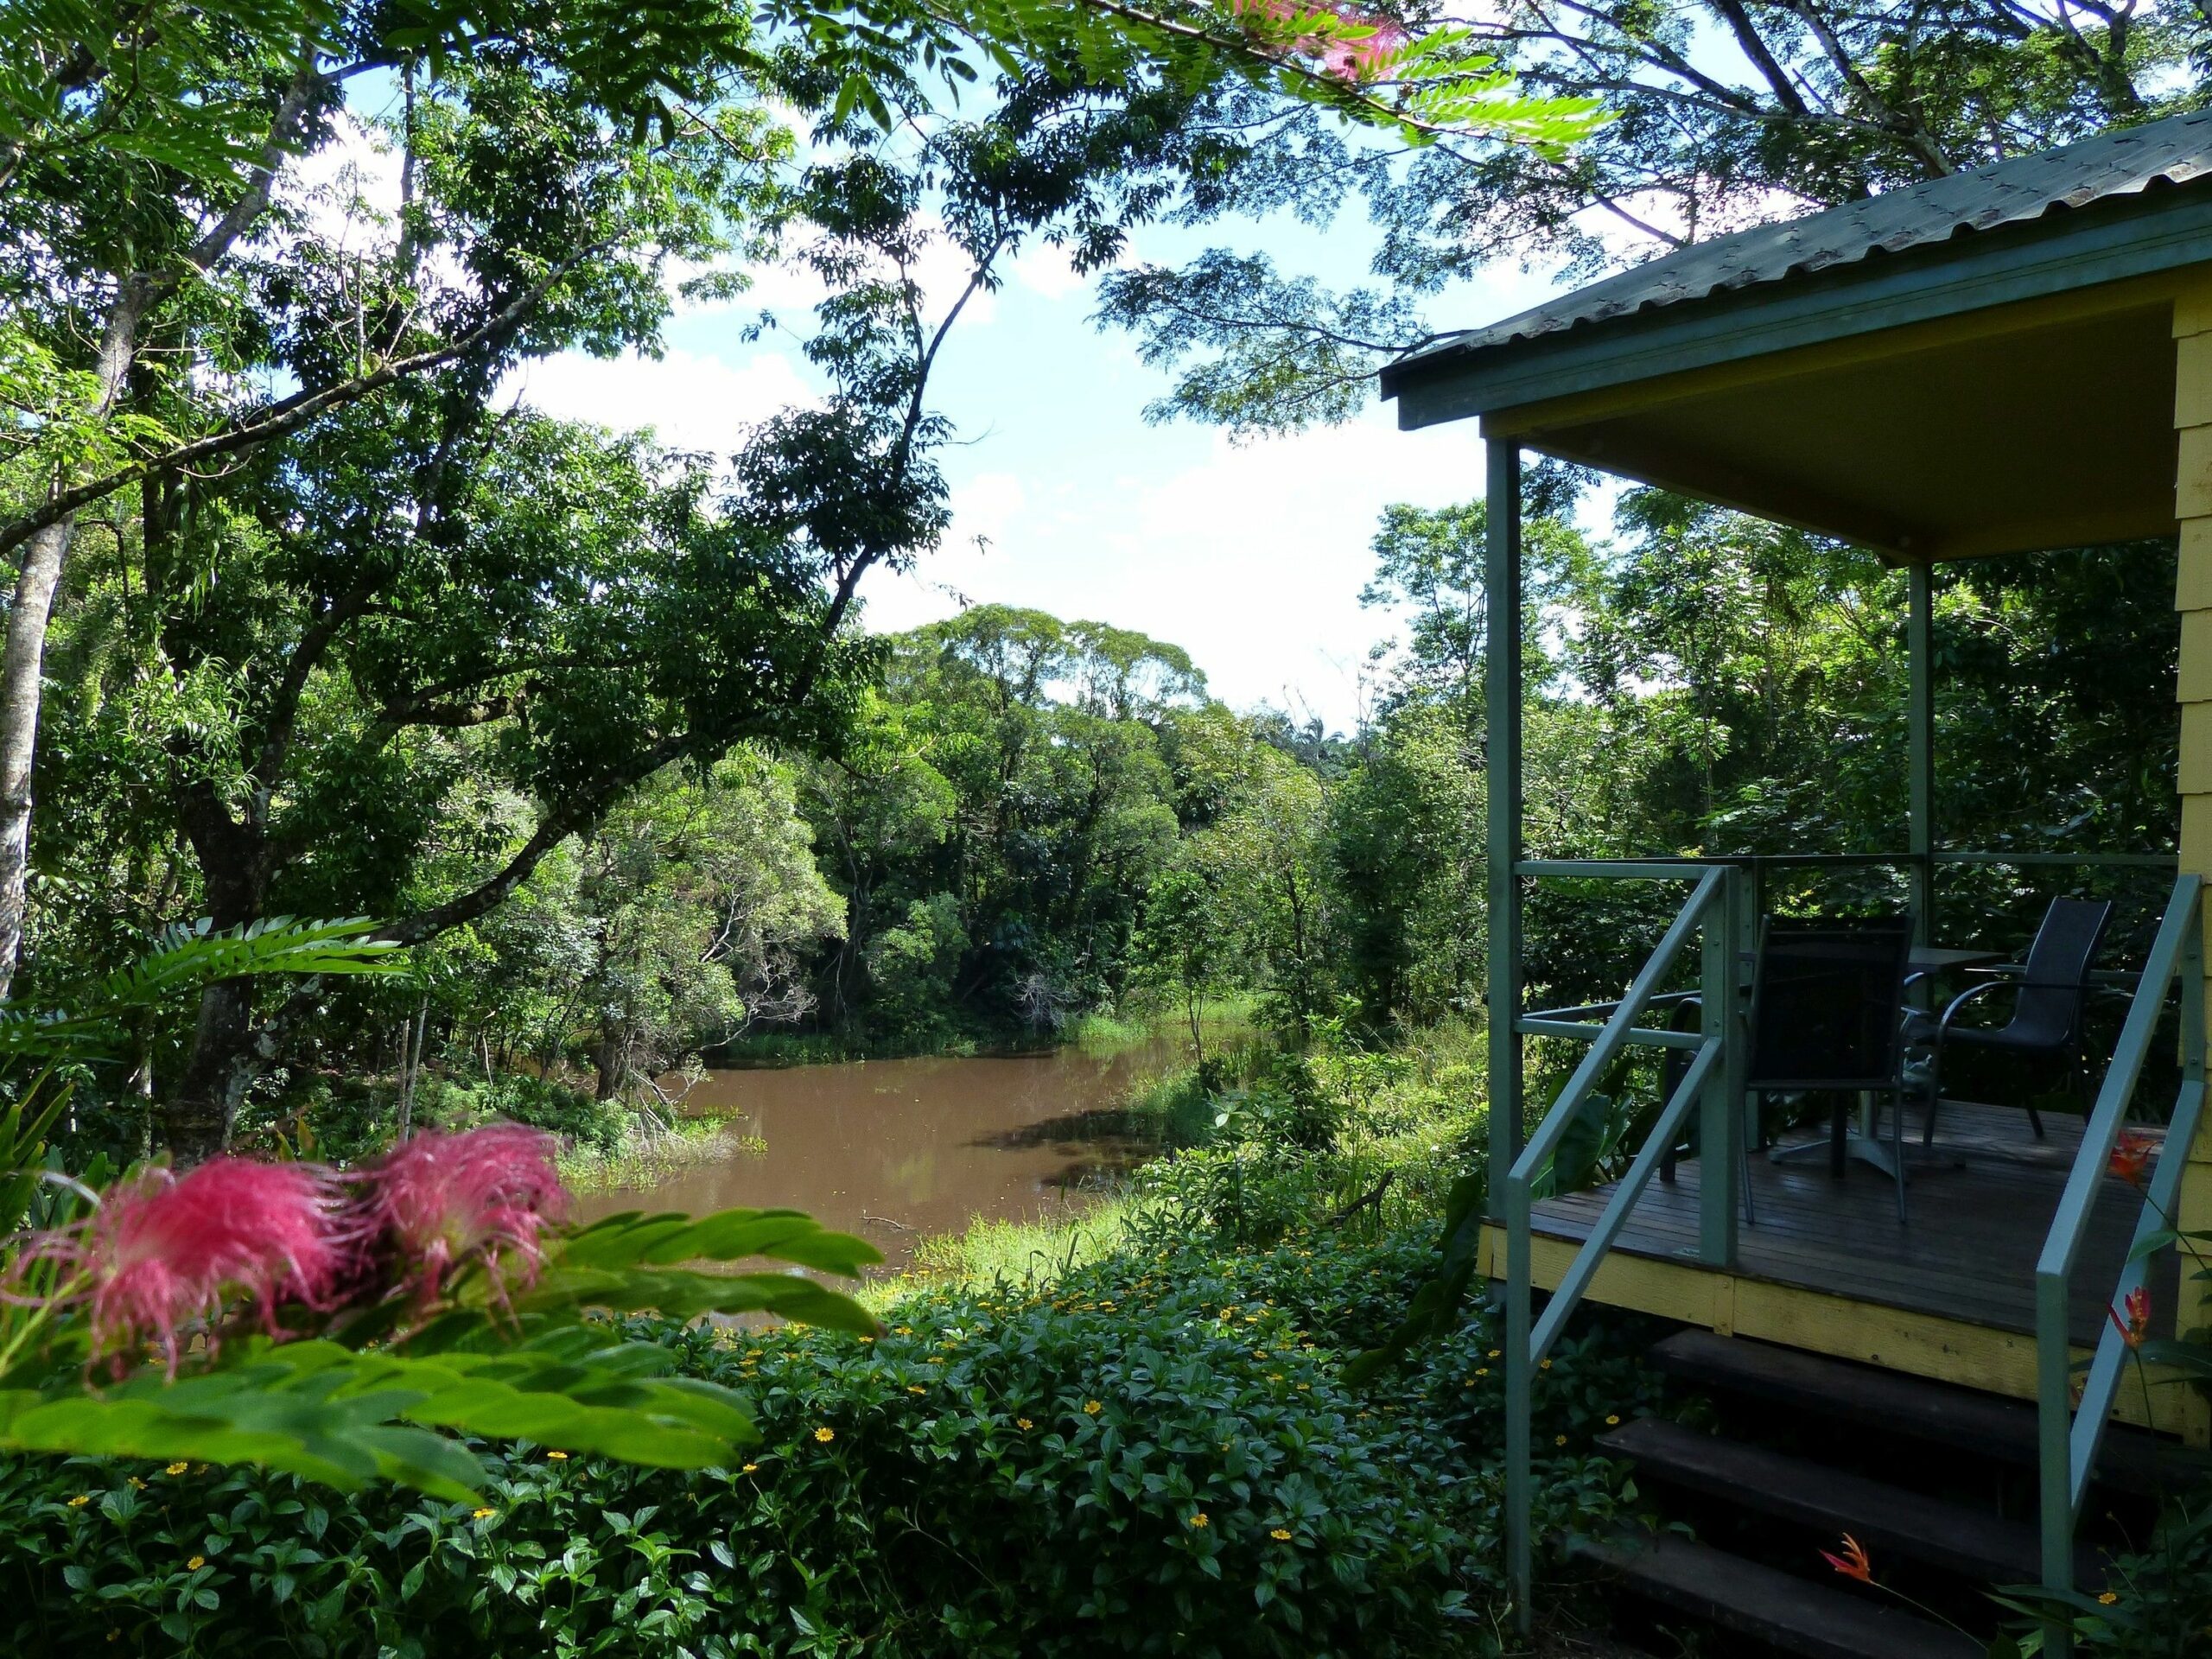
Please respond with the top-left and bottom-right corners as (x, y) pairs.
(862, 1196), (1157, 1312)
(556, 1116), (764, 1194)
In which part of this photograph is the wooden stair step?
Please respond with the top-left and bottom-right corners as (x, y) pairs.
(1600, 1415), (2099, 1587)
(1649, 1331), (2175, 1496)
(1569, 1530), (1981, 1659)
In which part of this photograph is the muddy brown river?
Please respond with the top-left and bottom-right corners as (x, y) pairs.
(574, 1040), (1183, 1271)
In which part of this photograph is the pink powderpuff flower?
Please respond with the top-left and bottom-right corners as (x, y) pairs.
(366, 1125), (570, 1310)
(1319, 14), (1408, 82)
(20, 1159), (346, 1376)
(1230, 1), (1408, 81)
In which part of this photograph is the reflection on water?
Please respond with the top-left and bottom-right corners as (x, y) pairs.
(575, 1039), (1183, 1271)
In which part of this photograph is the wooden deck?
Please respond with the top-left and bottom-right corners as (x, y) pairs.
(1480, 1100), (2193, 1437)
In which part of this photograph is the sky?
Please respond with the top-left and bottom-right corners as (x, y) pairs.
(507, 194), (1568, 734)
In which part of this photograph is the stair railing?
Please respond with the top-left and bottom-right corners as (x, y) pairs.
(1502, 861), (1750, 1625)
(2035, 872), (2204, 1641)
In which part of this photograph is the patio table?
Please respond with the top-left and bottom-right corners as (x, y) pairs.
(1762, 944), (2007, 1184)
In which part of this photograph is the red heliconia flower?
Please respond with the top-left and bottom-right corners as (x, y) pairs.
(366, 1125), (569, 1309)
(19, 1159), (345, 1376)
(2109, 1127), (2158, 1188)
(1821, 1533), (1872, 1582)
(2109, 1285), (2152, 1349)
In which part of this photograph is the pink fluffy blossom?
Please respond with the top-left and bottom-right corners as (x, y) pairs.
(31, 1159), (345, 1375)
(365, 1125), (569, 1308)
(1317, 15), (1408, 82)
(1230, 0), (1408, 83)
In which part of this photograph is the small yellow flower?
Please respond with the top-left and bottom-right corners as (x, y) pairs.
(1189, 1513), (1209, 1529)
(1605, 1414), (1621, 1427)
(67, 1495), (90, 1509)
(127, 1478), (145, 1491)
(1487, 1349), (1501, 1359)
(471, 1508), (496, 1522)
(906, 1385), (927, 1395)
(2099, 1592), (2119, 1605)
(163, 1462), (189, 1477)
(1083, 1401), (1103, 1415)
(814, 1427), (836, 1444)
(1539, 1359), (1552, 1370)
(187, 1555), (206, 1571)
(1270, 1528), (1293, 1541)
(546, 1450), (569, 1461)
(1016, 1418), (1033, 1430)
(741, 1464), (759, 1474)
(893, 1326), (912, 1336)
(1475, 1367), (1489, 1377)
(1554, 1435), (1567, 1447)
(857, 1335), (874, 1344)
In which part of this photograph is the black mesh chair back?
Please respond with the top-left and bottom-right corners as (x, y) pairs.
(2009, 898), (2113, 1046)
(1745, 916), (1916, 1092)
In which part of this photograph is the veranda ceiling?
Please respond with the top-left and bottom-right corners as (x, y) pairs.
(1381, 111), (2212, 562)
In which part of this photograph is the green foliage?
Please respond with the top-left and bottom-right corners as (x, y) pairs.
(244, 1071), (624, 1167)
(0, 918), (399, 1065)
(0, 1225), (1662, 1656)
(1995, 1497), (2212, 1656)
(0, 1204), (880, 1503)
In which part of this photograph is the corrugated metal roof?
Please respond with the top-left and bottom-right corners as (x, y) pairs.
(1404, 109), (2212, 368)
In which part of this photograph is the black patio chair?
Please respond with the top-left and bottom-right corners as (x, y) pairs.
(1748, 914), (1919, 1223)
(1905, 896), (2113, 1146)
(1659, 915), (1918, 1224)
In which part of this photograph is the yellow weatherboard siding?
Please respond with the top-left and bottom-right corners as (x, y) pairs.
(2177, 284), (2212, 1447)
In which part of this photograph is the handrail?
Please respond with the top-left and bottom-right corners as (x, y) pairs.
(2033, 872), (2204, 1647)
(1501, 864), (1740, 1623)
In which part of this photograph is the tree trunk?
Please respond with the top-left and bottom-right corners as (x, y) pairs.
(594, 1023), (629, 1102)
(161, 976), (258, 1161)
(0, 282), (151, 998)
(396, 996), (428, 1140)
(0, 519), (77, 997)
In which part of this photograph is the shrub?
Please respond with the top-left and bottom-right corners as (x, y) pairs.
(0, 1229), (1661, 1657)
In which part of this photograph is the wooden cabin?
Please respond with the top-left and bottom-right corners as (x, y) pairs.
(1382, 111), (2212, 1650)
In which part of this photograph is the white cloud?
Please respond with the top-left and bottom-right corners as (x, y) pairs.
(505, 348), (818, 456)
(1009, 242), (1088, 302)
(854, 410), (1484, 730)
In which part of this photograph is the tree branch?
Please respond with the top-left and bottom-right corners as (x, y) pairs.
(0, 252), (594, 559)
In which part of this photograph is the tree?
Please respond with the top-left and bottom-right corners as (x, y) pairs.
(41, 0), (1397, 1153)
(521, 756), (843, 1103)
(0, 0), (793, 994)
(1098, 1), (2209, 433)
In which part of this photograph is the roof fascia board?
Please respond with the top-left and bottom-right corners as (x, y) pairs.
(1386, 184), (2212, 429)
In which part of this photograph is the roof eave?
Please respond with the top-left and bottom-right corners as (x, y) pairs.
(1381, 177), (2212, 429)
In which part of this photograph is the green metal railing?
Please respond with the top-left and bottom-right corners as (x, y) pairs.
(1495, 854), (2195, 1637)
(1500, 861), (1751, 1622)
(2035, 873), (2205, 1632)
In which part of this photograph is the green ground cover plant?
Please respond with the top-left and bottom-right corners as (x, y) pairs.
(0, 1224), (1662, 1657)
